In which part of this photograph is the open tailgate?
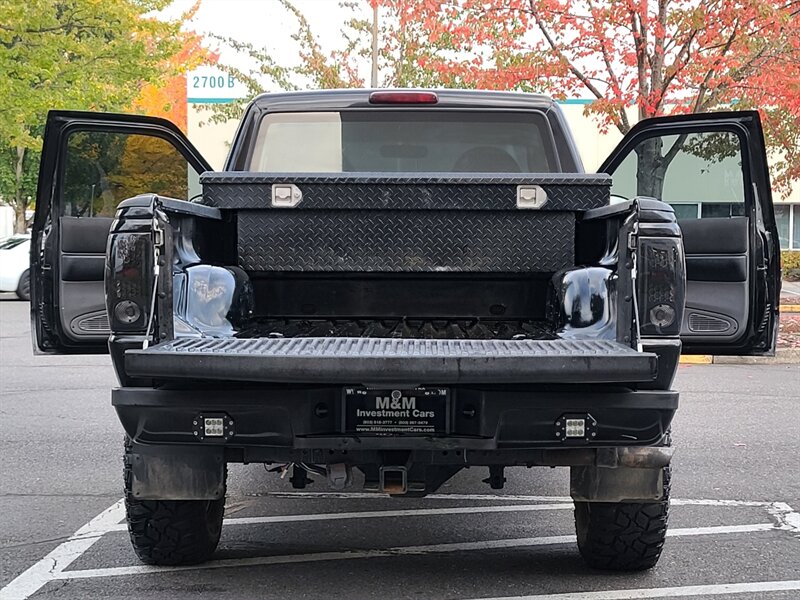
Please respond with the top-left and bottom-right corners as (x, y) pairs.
(125, 338), (657, 384)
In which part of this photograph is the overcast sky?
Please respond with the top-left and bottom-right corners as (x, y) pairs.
(164, 0), (367, 78)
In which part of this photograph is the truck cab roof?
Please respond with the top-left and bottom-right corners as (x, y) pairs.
(249, 88), (558, 111)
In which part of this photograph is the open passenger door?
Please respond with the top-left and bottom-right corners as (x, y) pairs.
(31, 111), (211, 354)
(600, 111), (780, 355)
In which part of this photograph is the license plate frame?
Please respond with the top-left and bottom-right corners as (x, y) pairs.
(343, 387), (450, 435)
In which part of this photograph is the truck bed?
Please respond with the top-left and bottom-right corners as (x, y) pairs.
(235, 318), (558, 340)
(125, 338), (657, 385)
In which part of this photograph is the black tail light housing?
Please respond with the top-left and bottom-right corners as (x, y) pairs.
(105, 231), (154, 333)
(637, 237), (686, 336)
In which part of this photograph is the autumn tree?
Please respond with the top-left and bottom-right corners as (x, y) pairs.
(130, 1), (216, 132)
(404, 0), (800, 195)
(205, 0), (798, 196)
(0, 0), (197, 232)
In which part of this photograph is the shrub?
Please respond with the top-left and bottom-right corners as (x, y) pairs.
(782, 250), (800, 282)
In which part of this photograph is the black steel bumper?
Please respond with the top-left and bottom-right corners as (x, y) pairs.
(113, 384), (678, 463)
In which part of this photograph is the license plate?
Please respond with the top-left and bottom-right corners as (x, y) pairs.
(343, 387), (449, 435)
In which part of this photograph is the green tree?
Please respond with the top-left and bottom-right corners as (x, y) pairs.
(0, 0), (190, 232)
(0, 145), (39, 226)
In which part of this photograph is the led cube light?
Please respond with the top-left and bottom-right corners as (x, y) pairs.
(565, 418), (586, 438)
(204, 417), (225, 437)
(555, 413), (597, 442)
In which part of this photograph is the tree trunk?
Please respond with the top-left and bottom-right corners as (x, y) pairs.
(13, 146), (28, 233)
(634, 138), (666, 199)
(370, 3), (379, 87)
(634, 135), (689, 201)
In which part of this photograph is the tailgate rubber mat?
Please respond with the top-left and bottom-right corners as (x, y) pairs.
(126, 337), (657, 385)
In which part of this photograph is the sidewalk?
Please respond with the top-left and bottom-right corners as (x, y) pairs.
(780, 279), (800, 309)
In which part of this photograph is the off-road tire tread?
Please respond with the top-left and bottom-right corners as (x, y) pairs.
(123, 438), (225, 566)
(574, 467), (670, 571)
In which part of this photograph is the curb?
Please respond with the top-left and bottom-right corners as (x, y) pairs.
(780, 304), (800, 313)
(681, 348), (800, 365)
(678, 355), (712, 364)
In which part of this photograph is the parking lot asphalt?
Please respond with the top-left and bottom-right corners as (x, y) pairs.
(1, 296), (798, 599)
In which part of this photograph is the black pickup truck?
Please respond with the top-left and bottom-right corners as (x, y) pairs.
(31, 89), (780, 570)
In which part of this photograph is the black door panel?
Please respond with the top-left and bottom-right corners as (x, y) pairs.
(60, 216), (114, 253)
(680, 217), (748, 254)
(685, 256), (747, 282)
(680, 217), (750, 341)
(61, 256), (107, 281)
(58, 217), (113, 341)
(31, 111), (210, 354)
(682, 281), (747, 339)
(600, 111), (780, 356)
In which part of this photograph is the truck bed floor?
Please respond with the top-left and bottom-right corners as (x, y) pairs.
(236, 318), (557, 340)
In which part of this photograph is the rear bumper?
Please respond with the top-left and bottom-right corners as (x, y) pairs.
(113, 385), (678, 462)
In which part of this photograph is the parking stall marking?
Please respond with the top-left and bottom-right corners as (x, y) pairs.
(258, 492), (577, 501)
(1, 496), (797, 600)
(467, 580), (800, 600)
(103, 502), (576, 532)
(0, 500), (124, 600)
(101, 504), (573, 531)
(255, 492), (787, 508)
(767, 502), (800, 534)
(98, 499), (800, 534)
(48, 522), (778, 581)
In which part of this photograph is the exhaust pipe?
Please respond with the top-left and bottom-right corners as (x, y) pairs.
(379, 466), (408, 495)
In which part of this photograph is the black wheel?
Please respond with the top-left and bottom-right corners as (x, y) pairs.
(574, 466), (670, 571)
(15, 270), (30, 301)
(123, 438), (225, 566)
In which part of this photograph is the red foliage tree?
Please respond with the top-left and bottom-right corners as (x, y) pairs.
(210, 0), (798, 191)
(401, 0), (800, 191)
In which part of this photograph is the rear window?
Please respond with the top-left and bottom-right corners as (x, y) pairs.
(249, 110), (555, 173)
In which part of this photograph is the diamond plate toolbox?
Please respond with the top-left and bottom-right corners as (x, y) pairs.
(238, 210), (574, 272)
(201, 172), (611, 211)
(199, 173), (609, 273)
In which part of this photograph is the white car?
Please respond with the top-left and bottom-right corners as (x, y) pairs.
(0, 234), (31, 300)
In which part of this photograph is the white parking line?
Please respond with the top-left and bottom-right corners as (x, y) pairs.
(466, 580), (800, 600)
(1, 495), (796, 600)
(0, 500), (124, 600)
(104, 502), (575, 532)
(98, 497), (799, 533)
(258, 492), (777, 507)
(767, 502), (800, 534)
(51, 523), (777, 581)
(260, 492), (577, 501)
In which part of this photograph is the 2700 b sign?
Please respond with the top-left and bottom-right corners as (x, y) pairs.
(344, 387), (448, 435)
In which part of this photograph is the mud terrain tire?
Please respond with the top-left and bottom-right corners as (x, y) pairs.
(574, 466), (670, 571)
(123, 438), (225, 566)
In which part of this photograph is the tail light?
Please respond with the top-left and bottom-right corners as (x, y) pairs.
(105, 232), (154, 332)
(637, 237), (685, 336)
